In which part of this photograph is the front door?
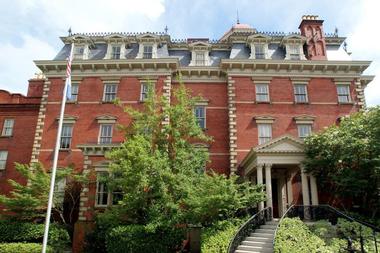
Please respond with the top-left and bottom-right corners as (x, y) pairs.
(272, 178), (279, 218)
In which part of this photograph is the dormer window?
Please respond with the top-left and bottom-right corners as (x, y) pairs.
(255, 44), (265, 59)
(74, 46), (85, 60)
(282, 35), (306, 60)
(195, 52), (206, 66)
(111, 45), (121, 59)
(143, 45), (153, 59)
(288, 45), (301, 60)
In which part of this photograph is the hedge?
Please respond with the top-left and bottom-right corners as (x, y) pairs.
(0, 243), (53, 253)
(0, 220), (70, 249)
(201, 217), (248, 253)
(106, 225), (185, 253)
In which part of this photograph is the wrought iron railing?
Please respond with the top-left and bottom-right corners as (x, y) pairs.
(273, 205), (380, 253)
(227, 207), (272, 253)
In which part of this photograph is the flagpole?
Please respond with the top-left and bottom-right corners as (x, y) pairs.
(42, 42), (74, 253)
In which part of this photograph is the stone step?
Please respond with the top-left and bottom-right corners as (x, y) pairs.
(237, 245), (273, 252)
(265, 221), (279, 225)
(255, 228), (275, 233)
(260, 224), (277, 229)
(250, 232), (274, 238)
(245, 236), (273, 242)
(235, 250), (262, 253)
(242, 240), (273, 248)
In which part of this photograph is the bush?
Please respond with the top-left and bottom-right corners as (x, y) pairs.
(274, 217), (328, 253)
(201, 217), (247, 253)
(0, 220), (70, 250)
(0, 243), (53, 253)
(106, 225), (185, 253)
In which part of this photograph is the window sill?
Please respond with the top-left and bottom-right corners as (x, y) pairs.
(94, 205), (108, 209)
(338, 101), (354, 105)
(294, 102), (309, 105)
(256, 101), (271, 104)
(66, 101), (78, 104)
(101, 101), (116, 104)
(59, 148), (71, 152)
(0, 135), (13, 138)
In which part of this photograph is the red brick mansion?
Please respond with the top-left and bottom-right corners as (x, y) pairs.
(0, 15), (373, 251)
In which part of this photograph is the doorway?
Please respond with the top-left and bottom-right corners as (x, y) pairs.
(272, 178), (279, 218)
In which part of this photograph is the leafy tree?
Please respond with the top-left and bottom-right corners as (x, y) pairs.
(0, 162), (86, 225)
(102, 79), (265, 231)
(304, 107), (380, 218)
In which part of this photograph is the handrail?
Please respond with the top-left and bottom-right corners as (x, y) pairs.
(272, 204), (295, 248)
(227, 207), (272, 253)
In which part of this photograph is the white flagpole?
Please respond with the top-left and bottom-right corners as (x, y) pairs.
(42, 42), (74, 253)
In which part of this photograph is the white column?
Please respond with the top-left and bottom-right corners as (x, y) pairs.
(310, 175), (319, 205)
(279, 176), (287, 216)
(300, 166), (310, 206)
(286, 172), (294, 206)
(257, 164), (264, 211)
(265, 164), (273, 214)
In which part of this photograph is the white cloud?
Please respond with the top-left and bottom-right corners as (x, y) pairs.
(346, 0), (380, 106)
(0, 35), (56, 94)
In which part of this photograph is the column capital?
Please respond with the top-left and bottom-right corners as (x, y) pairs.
(257, 163), (264, 169)
(265, 163), (273, 169)
(299, 163), (306, 172)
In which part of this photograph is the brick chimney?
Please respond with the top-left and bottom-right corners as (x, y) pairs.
(299, 15), (327, 60)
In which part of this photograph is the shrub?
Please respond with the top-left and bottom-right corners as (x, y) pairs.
(0, 220), (70, 250)
(201, 217), (247, 253)
(274, 217), (328, 253)
(0, 243), (53, 253)
(106, 225), (185, 253)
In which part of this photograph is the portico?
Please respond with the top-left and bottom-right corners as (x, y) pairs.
(241, 135), (319, 217)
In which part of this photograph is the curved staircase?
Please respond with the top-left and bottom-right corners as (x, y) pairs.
(234, 219), (278, 253)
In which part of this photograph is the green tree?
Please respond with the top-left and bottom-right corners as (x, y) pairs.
(0, 162), (86, 225)
(103, 79), (265, 229)
(303, 107), (380, 218)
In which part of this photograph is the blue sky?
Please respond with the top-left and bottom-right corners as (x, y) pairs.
(0, 0), (379, 105)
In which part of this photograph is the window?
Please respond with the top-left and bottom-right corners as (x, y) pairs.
(68, 84), (79, 102)
(337, 85), (351, 103)
(74, 46), (84, 60)
(140, 83), (149, 101)
(2, 119), (14, 136)
(0, 151), (8, 170)
(195, 52), (205, 66)
(256, 84), (270, 102)
(103, 84), (117, 102)
(99, 124), (113, 144)
(60, 124), (73, 149)
(288, 45), (300, 60)
(111, 45), (121, 59)
(294, 84), (308, 103)
(255, 44), (265, 59)
(194, 106), (206, 129)
(96, 172), (109, 206)
(143, 45), (153, 59)
(298, 124), (312, 139)
(96, 172), (123, 206)
(258, 124), (272, 145)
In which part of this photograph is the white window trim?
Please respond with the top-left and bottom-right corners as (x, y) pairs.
(73, 44), (89, 60)
(255, 84), (270, 102)
(106, 43), (126, 59)
(285, 43), (306, 60)
(95, 169), (122, 207)
(98, 124), (113, 144)
(2, 119), (14, 136)
(257, 123), (272, 145)
(0, 150), (8, 170)
(336, 84), (352, 103)
(194, 106), (206, 129)
(60, 123), (73, 150)
(102, 83), (118, 102)
(137, 43), (157, 59)
(297, 124), (312, 139)
(67, 83), (79, 102)
(293, 83), (309, 103)
(190, 50), (210, 66)
(249, 43), (269, 59)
